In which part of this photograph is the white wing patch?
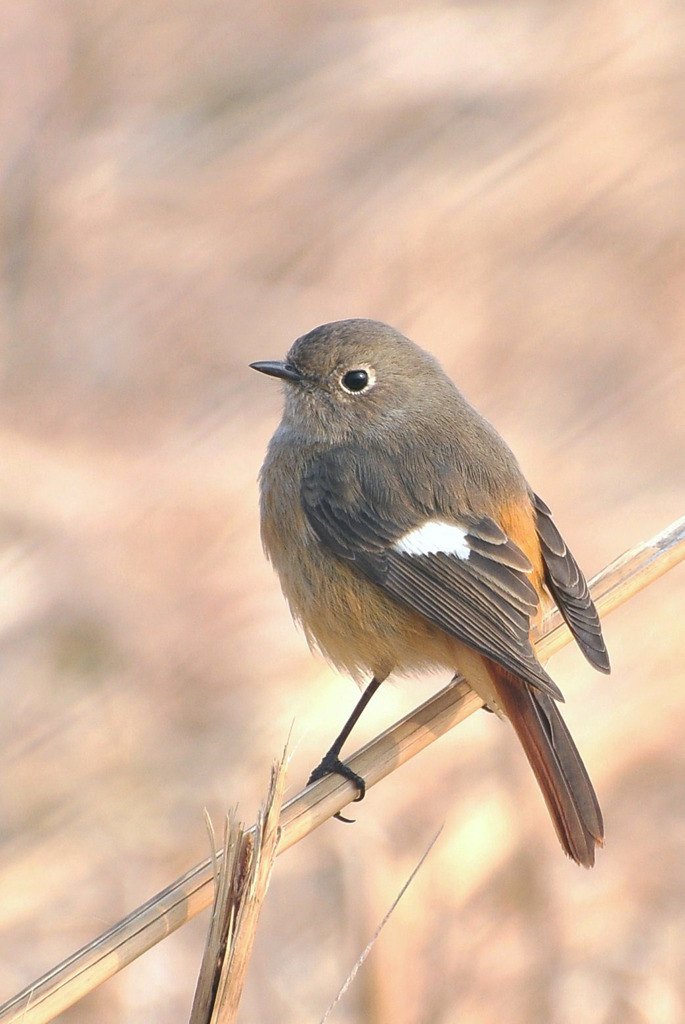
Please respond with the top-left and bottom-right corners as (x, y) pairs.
(394, 520), (470, 560)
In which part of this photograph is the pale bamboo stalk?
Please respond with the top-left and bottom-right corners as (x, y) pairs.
(1, 516), (683, 1024)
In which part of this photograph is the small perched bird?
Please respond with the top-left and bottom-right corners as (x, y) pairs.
(251, 319), (609, 866)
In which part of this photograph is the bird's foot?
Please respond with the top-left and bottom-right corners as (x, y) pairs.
(308, 751), (365, 823)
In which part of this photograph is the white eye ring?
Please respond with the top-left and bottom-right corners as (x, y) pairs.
(340, 366), (376, 394)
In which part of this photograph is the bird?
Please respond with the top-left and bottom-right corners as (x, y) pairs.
(250, 318), (609, 866)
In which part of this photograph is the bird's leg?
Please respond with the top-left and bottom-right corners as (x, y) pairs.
(308, 675), (384, 822)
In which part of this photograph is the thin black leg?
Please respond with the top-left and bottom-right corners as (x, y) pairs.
(308, 675), (384, 821)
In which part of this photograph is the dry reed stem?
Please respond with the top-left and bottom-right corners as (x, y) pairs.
(189, 752), (286, 1024)
(189, 814), (247, 1024)
(319, 827), (443, 1024)
(1, 515), (683, 1024)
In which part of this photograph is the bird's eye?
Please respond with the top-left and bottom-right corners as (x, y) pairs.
(341, 369), (370, 393)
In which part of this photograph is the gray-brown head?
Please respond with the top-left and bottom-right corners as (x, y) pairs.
(250, 318), (462, 445)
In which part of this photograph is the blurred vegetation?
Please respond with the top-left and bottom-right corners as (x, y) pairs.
(1, 1), (684, 1022)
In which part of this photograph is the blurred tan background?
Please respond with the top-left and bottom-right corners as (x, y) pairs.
(1, 1), (684, 1022)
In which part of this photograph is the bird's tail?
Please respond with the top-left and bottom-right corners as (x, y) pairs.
(487, 661), (604, 867)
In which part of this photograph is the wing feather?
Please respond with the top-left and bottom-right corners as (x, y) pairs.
(533, 493), (610, 673)
(302, 448), (563, 700)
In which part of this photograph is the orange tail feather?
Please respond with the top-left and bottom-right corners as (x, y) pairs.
(487, 661), (603, 867)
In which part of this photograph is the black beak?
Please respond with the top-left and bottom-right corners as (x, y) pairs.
(249, 360), (303, 383)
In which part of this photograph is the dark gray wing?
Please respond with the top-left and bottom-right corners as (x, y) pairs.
(301, 447), (563, 700)
(533, 493), (610, 673)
